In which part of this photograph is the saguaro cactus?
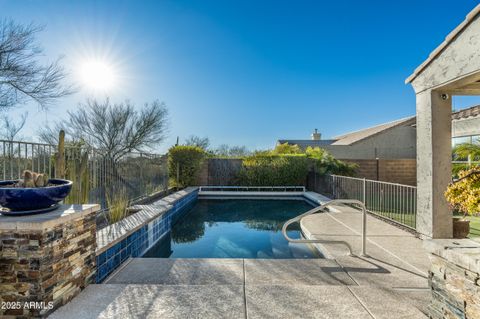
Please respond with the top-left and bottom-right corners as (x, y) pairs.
(55, 130), (66, 178)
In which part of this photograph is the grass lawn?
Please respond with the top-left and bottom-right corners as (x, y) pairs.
(370, 211), (416, 229)
(464, 215), (480, 238)
(454, 213), (480, 238)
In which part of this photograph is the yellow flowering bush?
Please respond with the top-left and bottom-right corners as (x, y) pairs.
(445, 167), (480, 216)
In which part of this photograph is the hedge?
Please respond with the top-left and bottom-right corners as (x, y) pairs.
(168, 145), (206, 187)
(236, 147), (356, 186)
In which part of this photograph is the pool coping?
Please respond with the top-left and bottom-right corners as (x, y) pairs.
(95, 187), (199, 282)
(96, 187), (198, 254)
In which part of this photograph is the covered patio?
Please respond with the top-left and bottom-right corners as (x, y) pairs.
(406, 4), (480, 318)
(406, 4), (480, 239)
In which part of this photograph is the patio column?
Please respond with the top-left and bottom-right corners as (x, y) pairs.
(416, 89), (452, 238)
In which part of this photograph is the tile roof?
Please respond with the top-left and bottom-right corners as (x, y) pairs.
(406, 4), (480, 84)
(452, 104), (480, 120)
(278, 117), (416, 147)
(331, 116), (416, 145)
(279, 104), (480, 149)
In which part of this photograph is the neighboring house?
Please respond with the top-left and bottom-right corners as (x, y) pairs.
(451, 105), (480, 147)
(278, 104), (480, 160)
(278, 117), (417, 160)
(277, 105), (480, 185)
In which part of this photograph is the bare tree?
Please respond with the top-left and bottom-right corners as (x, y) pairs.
(37, 122), (71, 145)
(214, 144), (250, 157)
(0, 19), (73, 110)
(1, 112), (27, 141)
(228, 145), (250, 157)
(41, 98), (169, 160)
(184, 135), (210, 150)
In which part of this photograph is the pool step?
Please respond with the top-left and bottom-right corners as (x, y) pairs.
(106, 258), (357, 286)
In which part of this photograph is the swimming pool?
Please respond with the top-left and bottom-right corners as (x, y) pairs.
(143, 198), (323, 259)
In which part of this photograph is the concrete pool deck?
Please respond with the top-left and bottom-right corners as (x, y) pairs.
(50, 204), (431, 319)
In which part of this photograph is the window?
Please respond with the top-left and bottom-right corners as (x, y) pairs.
(452, 136), (472, 148)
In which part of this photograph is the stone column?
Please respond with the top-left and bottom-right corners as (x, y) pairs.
(423, 239), (480, 318)
(416, 90), (452, 238)
(0, 204), (99, 318)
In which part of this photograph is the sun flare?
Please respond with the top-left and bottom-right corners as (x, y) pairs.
(79, 59), (116, 92)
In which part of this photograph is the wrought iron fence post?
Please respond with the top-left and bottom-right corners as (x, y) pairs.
(333, 175), (336, 199)
(363, 178), (366, 205)
(361, 202), (367, 256)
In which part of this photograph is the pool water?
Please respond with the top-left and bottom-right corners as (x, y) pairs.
(143, 199), (323, 259)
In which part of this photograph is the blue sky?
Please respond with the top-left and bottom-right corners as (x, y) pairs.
(2, 0), (480, 152)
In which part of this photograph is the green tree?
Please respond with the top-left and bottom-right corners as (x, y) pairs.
(453, 142), (480, 161)
(168, 145), (206, 187)
(273, 143), (302, 155)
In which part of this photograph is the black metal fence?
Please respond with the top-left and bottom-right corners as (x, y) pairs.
(309, 173), (417, 229)
(0, 140), (169, 209)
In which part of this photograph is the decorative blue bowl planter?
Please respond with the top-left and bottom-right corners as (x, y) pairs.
(0, 179), (73, 214)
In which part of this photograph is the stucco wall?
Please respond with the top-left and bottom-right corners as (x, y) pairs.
(411, 14), (480, 92)
(452, 116), (480, 137)
(322, 124), (416, 159)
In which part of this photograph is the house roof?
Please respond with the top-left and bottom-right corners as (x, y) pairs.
(278, 116), (416, 148)
(331, 116), (416, 145)
(406, 4), (480, 84)
(452, 104), (480, 120)
(279, 105), (480, 149)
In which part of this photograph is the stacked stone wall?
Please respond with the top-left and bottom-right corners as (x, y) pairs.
(0, 207), (97, 318)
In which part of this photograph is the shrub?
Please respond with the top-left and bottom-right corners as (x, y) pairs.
(168, 145), (206, 187)
(237, 154), (310, 186)
(445, 167), (480, 216)
(452, 163), (470, 178)
(305, 147), (357, 176)
(236, 147), (356, 186)
(273, 143), (302, 155)
(106, 188), (128, 224)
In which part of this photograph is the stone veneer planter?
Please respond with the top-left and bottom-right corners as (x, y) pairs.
(0, 204), (99, 318)
(424, 239), (480, 319)
(95, 187), (198, 282)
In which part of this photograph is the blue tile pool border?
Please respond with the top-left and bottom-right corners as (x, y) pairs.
(95, 188), (198, 283)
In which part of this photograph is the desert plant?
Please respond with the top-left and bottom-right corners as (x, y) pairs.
(105, 188), (129, 224)
(16, 170), (49, 187)
(445, 167), (480, 217)
(52, 130), (90, 204)
(168, 145), (206, 187)
(55, 130), (66, 178)
(63, 148), (90, 204)
(40, 98), (168, 161)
